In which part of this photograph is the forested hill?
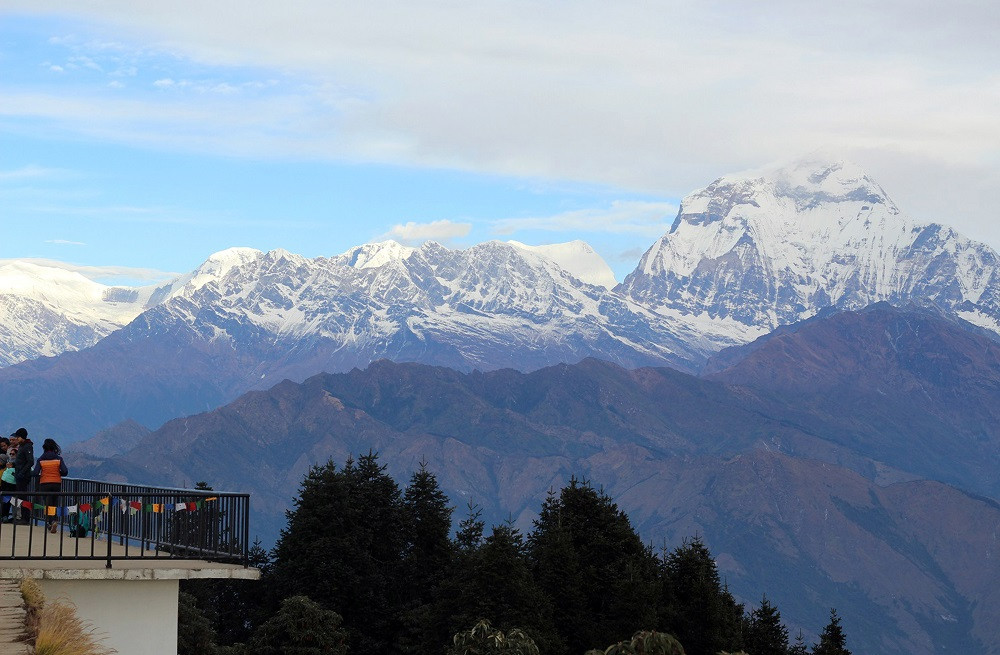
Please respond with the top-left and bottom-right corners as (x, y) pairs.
(185, 457), (847, 655)
(76, 304), (1000, 654)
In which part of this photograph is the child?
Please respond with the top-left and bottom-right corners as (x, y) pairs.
(0, 460), (16, 522)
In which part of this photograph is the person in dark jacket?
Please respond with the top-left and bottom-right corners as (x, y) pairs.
(11, 428), (33, 523)
(33, 439), (67, 533)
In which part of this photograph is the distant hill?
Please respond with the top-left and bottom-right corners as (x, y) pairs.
(74, 304), (1000, 655)
(704, 302), (1000, 499)
(5, 157), (1000, 444)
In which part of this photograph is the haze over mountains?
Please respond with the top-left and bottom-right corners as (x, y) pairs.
(74, 304), (1000, 655)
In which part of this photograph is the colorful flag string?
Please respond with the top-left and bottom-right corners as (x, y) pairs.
(0, 495), (217, 517)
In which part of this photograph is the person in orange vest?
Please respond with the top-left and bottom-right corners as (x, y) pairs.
(33, 438), (67, 534)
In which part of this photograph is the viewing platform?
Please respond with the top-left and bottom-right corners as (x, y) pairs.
(0, 478), (260, 655)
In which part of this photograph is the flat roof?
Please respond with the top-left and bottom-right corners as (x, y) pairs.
(0, 523), (260, 581)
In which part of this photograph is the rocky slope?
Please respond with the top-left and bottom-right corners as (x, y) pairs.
(0, 240), (724, 439)
(620, 156), (1000, 338)
(75, 305), (1000, 654)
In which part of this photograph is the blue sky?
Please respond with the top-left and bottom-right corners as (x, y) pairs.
(2, 3), (999, 285)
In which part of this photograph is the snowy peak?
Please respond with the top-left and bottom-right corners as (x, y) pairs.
(672, 156), (896, 235)
(174, 247), (263, 291)
(335, 241), (416, 269)
(0, 260), (158, 325)
(734, 157), (892, 209)
(623, 156), (1000, 335)
(507, 240), (617, 289)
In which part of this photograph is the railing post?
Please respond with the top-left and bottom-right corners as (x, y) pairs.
(106, 506), (112, 568)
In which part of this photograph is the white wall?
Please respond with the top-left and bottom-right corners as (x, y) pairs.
(38, 578), (178, 655)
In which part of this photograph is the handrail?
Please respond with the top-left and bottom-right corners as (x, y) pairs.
(0, 479), (251, 568)
(62, 477), (251, 497)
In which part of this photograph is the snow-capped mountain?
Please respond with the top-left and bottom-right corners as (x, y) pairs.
(151, 240), (708, 375)
(620, 156), (1000, 335)
(506, 240), (618, 289)
(0, 239), (726, 439)
(0, 249), (272, 367)
(0, 261), (157, 366)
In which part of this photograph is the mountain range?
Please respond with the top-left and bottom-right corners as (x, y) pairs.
(72, 303), (1000, 655)
(3, 157), (1000, 441)
(5, 155), (1000, 653)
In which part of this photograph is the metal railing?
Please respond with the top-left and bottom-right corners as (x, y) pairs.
(0, 478), (250, 568)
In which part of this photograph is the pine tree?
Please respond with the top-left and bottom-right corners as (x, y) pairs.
(744, 595), (789, 655)
(660, 536), (743, 655)
(527, 478), (659, 654)
(788, 629), (809, 655)
(268, 452), (407, 655)
(439, 520), (561, 654)
(398, 461), (456, 654)
(813, 609), (851, 655)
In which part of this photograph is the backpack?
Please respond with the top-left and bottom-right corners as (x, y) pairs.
(69, 511), (90, 538)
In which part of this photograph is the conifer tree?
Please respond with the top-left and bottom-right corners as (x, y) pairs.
(660, 536), (743, 655)
(439, 520), (561, 654)
(527, 478), (659, 654)
(744, 595), (789, 655)
(398, 461), (456, 654)
(269, 452), (407, 655)
(813, 609), (851, 655)
(788, 629), (809, 655)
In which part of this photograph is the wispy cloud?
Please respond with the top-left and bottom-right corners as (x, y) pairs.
(493, 201), (676, 237)
(382, 219), (471, 244)
(0, 165), (65, 181)
(0, 258), (178, 283)
(44, 239), (86, 246)
(5, 1), (1000, 247)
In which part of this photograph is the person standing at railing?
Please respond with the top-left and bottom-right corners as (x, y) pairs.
(11, 428), (33, 524)
(33, 439), (67, 534)
(0, 460), (14, 521)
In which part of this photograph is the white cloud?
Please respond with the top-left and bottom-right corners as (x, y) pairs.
(5, 1), (1000, 247)
(493, 201), (676, 237)
(383, 220), (471, 244)
(0, 258), (178, 283)
(44, 239), (86, 246)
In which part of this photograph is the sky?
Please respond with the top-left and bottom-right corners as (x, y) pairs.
(2, 1), (999, 285)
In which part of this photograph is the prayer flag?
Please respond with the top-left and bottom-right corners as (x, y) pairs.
(46, 506), (56, 516)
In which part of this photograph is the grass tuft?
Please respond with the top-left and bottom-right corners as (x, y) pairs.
(34, 599), (116, 655)
(20, 578), (44, 641)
